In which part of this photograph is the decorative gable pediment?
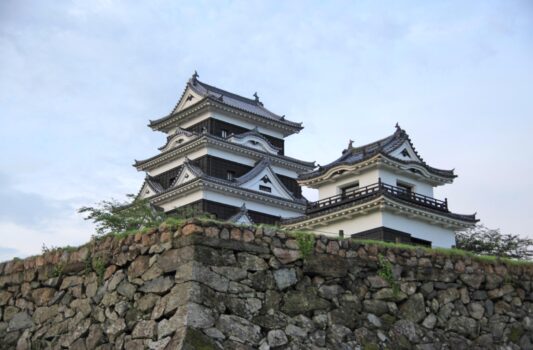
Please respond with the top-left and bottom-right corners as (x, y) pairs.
(171, 163), (200, 187)
(228, 204), (254, 225)
(172, 86), (204, 114)
(389, 141), (422, 163)
(138, 182), (154, 200)
(137, 179), (163, 200)
(159, 129), (198, 152)
(237, 161), (294, 200)
(227, 133), (280, 155)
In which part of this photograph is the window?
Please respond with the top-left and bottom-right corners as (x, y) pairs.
(341, 182), (359, 197)
(221, 129), (228, 138)
(259, 185), (272, 193)
(396, 181), (413, 194)
(226, 171), (235, 181)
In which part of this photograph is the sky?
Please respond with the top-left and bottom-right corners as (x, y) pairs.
(1, 0), (532, 261)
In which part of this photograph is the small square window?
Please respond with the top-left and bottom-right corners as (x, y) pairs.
(396, 181), (413, 193)
(226, 171), (235, 181)
(341, 182), (359, 196)
(259, 185), (271, 193)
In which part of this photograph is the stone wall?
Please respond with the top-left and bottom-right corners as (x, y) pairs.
(0, 220), (532, 349)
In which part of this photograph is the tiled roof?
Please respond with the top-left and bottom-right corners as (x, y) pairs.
(142, 157), (306, 205)
(133, 133), (315, 169)
(300, 125), (455, 180)
(149, 73), (303, 130)
(228, 204), (254, 224)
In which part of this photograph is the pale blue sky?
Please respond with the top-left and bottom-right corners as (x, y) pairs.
(1, 0), (532, 261)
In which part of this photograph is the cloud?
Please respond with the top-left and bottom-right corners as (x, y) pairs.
(0, 246), (20, 262)
(0, 172), (75, 227)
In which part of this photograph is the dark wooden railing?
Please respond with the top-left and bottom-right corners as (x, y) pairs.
(306, 180), (448, 215)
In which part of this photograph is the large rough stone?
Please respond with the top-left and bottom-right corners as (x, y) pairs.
(438, 288), (460, 305)
(267, 329), (288, 347)
(399, 293), (426, 323)
(86, 324), (105, 349)
(176, 261), (229, 292)
(253, 312), (289, 330)
(60, 276), (83, 289)
(460, 274), (485, 289)
(468, 302), (485, 320)
(216, 314), (262, 345)
(318, 284), (344, 300)
(139, 276), (173, 294)
(181, 303), (216, 329)
(131, 320), (156, 339)
(281, 288), (330, 316)
(273, 268), (298, 290)
(363, 299), (389, 316)
(61, 318), (91, 347)
(0, 291), (12, 305)
(272, 248), (301, 264)
(104, 318), (126, 337)
(31, 288), (56, 306)
(7, 312), (33, 331)
(117, 280), (136, 299)
(422, 314), (437, 329)
(128, 256), (150, 278)
(211, 266), (247, 281)
(448, 316), (479, 338)
(368, 276), (389, 289)
(158, 247), (194, 273)
(33, 305), (59, 323)
(237, 253), (268, 271)
(303, 254), (348, 277)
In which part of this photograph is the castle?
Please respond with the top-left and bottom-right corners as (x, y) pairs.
(134, 73), (477, 248)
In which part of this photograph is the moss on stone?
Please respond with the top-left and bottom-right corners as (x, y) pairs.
(182, 328), (219, 350)
(508, 325), (524, 343)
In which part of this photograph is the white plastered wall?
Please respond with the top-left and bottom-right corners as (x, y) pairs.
(381, 212), (456, 248)
(378, 168), (434, 197)
(204, 191), (303, 218)
(304, 210), (456, 248)
(178, 111), (285, 139)
(316, 167), (434, 199)
(157, 188), (304, 218)
(317, 170), (379, 198)
(308, 211), (383, 237)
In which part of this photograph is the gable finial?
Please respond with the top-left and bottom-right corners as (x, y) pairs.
(192, 70), (199, 85)
(395, 122), (401, 130)
(253, 92), (260, 102)
(348, 139), (354, 149)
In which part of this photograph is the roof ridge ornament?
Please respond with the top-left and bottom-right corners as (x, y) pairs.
(191, 70), (199, 85)
(253, 92), (264, 106)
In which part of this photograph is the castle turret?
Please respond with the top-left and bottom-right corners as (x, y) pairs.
(134, 73), (315, 224)
(283, 125), (477, 248)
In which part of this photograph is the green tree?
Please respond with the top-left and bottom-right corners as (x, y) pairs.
(78, 194), (166, 236)
(456, 225), (533, 260)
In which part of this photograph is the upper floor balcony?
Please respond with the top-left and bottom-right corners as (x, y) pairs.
(306, 179), (448, 215)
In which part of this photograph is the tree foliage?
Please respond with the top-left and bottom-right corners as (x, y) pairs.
(78, 194), (167, 236)
(456, 225), (533, 260)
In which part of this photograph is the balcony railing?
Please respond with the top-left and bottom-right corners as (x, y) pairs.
(306, 180), (448, 215)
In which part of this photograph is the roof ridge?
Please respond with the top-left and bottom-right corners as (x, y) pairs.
(195, 79), (260, 106)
